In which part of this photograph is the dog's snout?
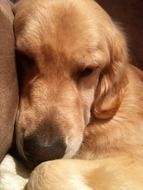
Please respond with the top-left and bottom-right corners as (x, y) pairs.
(24, 134), (66, 165)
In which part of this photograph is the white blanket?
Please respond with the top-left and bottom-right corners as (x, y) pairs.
(0, 154), (30, 190)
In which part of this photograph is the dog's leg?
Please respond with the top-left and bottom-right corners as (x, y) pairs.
(26, 157), (143, 190)
(26, 159), (94, 190)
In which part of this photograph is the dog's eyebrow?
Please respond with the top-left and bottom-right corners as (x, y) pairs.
(70, 54), (99, 69)
(70, 61), (99, 79)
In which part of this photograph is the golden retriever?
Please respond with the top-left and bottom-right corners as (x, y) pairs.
(13, 0), (143, 189)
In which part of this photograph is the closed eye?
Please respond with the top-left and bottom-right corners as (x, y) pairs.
(16, 50), (34, 69)
(15, 50), (39, 89)
(76, 66), (96, 81)
(79, 67), (94, 78)
(73, 65), (97, 81)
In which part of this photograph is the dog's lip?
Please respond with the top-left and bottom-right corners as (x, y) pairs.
(23, 157), (39, 170)
(64, 134), (83, 158)
(23, 152), (65, 170)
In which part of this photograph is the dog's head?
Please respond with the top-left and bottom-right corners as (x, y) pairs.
(14, 0), (128, 166)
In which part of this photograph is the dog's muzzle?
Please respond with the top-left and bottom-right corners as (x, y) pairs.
(23, 123), (66, 166)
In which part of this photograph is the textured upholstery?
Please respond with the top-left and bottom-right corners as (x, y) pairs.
(0, 0), (18, 161)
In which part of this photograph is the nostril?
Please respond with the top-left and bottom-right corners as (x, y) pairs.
(23, 135), (42, 159)
(23, 134), (66, 164)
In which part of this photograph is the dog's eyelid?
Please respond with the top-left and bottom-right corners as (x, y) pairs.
(16, 49), (32, 59)
(79, 64), (98, 78)
(80, 67), (93, 77)
(73, 64), (98, 81)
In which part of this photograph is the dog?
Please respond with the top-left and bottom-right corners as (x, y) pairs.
(12, 0), (143, 189)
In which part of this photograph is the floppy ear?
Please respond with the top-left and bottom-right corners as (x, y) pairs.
(92, 26), (128, 119)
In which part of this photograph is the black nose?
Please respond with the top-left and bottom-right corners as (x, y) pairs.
(23, 134), (66, 166)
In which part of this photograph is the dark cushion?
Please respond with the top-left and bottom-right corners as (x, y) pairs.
(0, 0), (18, 161)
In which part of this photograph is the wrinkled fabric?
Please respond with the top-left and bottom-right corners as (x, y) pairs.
(0, 0), (18, 161)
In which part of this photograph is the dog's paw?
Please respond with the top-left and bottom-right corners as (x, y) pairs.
(26, 160), (92, 190)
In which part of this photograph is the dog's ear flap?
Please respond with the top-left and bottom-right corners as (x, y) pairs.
(92, 26), (128, 119)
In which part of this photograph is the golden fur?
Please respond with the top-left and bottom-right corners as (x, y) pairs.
(13, 0), (143, 189)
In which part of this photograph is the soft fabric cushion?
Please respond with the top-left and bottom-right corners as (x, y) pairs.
(0, 0), (18, 161)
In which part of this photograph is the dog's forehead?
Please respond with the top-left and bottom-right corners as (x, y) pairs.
(15, 0), (110, 67)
